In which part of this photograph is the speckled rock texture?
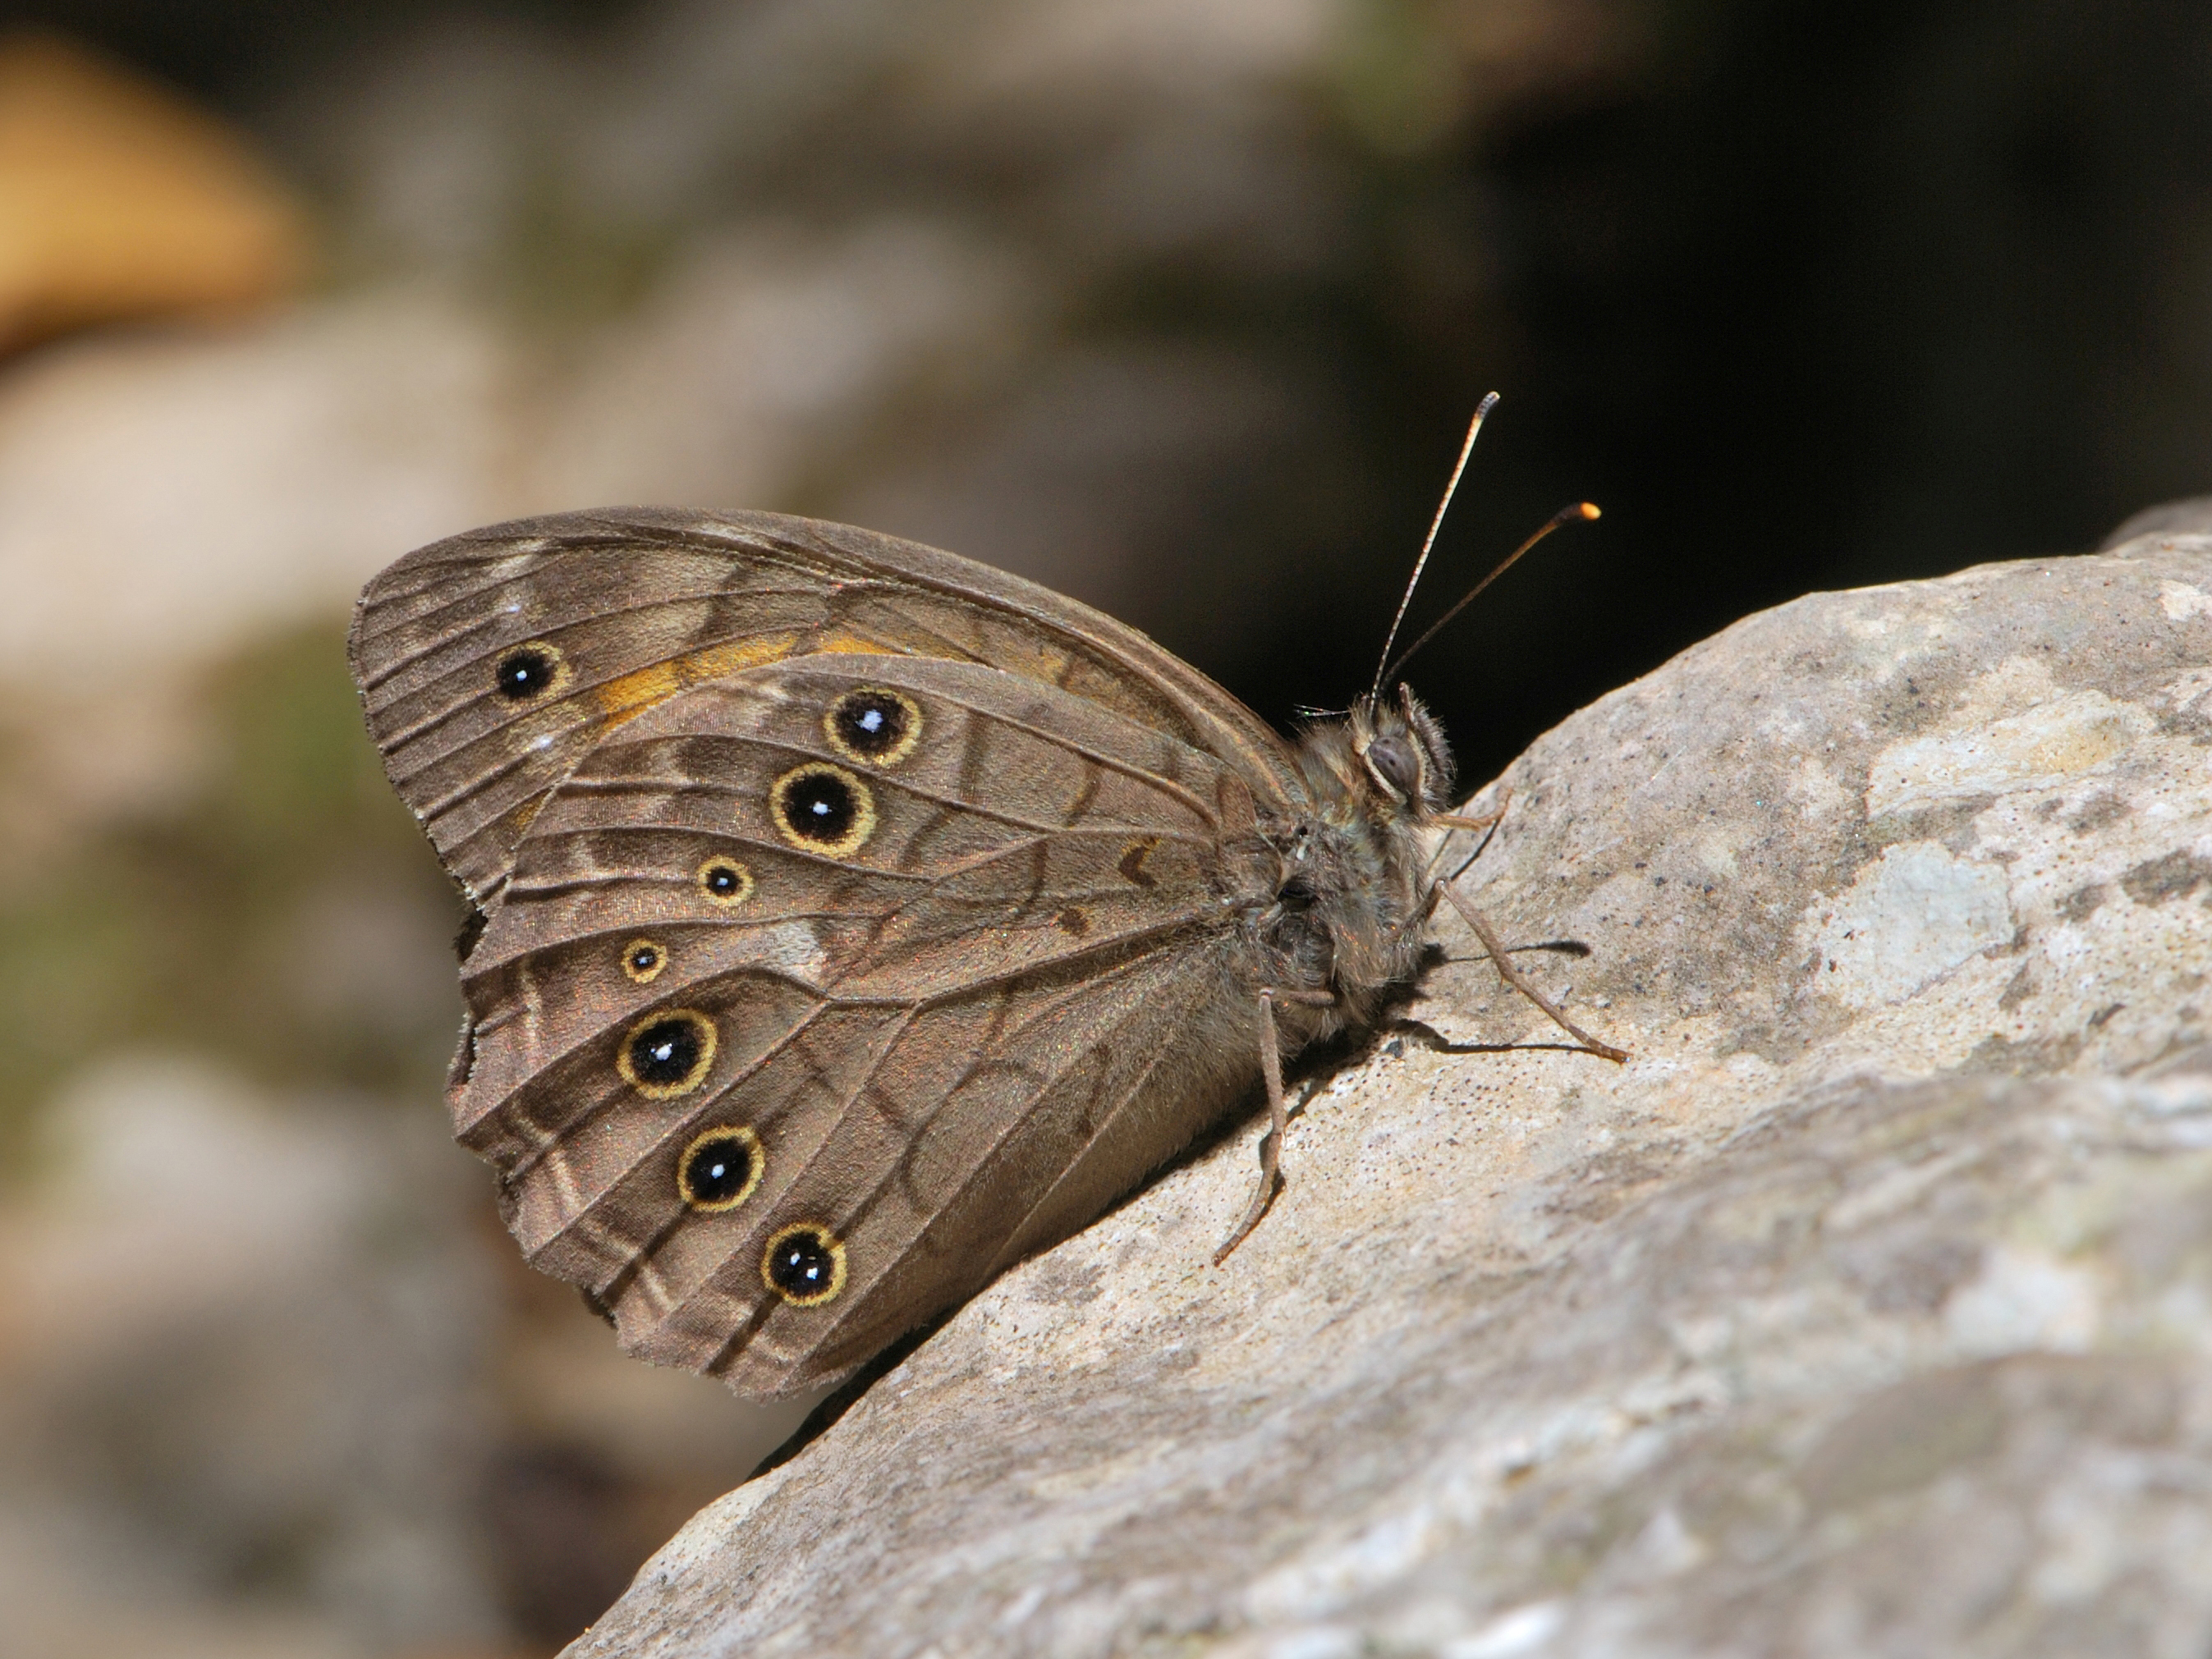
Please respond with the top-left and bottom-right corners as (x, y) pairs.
(570, 534), (2212, 1659)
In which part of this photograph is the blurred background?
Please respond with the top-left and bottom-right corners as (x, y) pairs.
(0, 1), (2209, 1653)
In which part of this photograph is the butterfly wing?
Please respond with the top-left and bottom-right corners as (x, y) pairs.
(456, 653), (1279, 1397)
(349, 509), (1299, 905)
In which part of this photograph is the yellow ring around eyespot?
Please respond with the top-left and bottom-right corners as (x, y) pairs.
(760, 1221), (848, 1306)
(615, 1008), (718, 1100)
(695, 856), (755, 907)
(622, 938), (668, 983)
(823, 686), (924, 768)
(677, 1125), (764, 1212)
(769, 762), (876, 859)
(493, 638), (573, 701)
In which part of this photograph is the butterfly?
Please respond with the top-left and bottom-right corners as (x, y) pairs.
(349, 430), (1622, 1400)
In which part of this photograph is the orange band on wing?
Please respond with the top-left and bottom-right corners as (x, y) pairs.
(592, 634), (801, 725)
(685, 635), (802, 680)
(812, 630), (905, 657)
(592, 661), (682, 722)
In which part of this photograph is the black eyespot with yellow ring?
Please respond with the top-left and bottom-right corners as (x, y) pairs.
(762, 1221), (847, 1305)
(770, 762), (875, 858)
(617, 1009), (717, 1099)
(493, 639), (571, 701)
(677, 1125), (764, 1212)
(824, 686), (922, 767)
(696, 857), (755, 906)
(622, 939), (668, 983)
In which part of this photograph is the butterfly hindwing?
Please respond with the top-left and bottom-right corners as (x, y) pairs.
(453, 653), (1275, 1395)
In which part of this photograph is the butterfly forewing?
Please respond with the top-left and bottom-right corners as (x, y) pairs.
(453, 653), (1277, 1394)
(348, 510), (1297, 904)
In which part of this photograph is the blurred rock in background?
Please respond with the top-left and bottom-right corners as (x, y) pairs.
(0, 1058), (501, 1657)
(2, 0), (2212, 1653)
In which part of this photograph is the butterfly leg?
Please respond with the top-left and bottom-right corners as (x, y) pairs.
(1432, 782), (1512, 837)
(1214, 987), (1335, 1265)
(1438, 880), (1628, 1063)
(1430, 805), (1508, 836)
(1427, 786), (1511, 887)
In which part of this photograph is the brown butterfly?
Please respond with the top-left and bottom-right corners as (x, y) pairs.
(350, 444), (1622, 1400)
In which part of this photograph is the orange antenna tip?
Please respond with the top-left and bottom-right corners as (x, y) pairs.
(1576, 502), (1601, 520)
(1379, 494), (1604, 685)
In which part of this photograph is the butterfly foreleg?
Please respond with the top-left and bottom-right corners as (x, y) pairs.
(1213, 985), (1337, 1265)
(1426, 785), (1511, 885)
(1437, 880), (1627, 1062)
(1430, 804), (1508, 834)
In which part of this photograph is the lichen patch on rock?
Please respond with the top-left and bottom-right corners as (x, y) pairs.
(1804, 841), (2014, 1010)
(1868, 679), (2151, 818)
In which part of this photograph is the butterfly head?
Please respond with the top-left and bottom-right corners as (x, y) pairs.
(1350, 684), (1456, 818)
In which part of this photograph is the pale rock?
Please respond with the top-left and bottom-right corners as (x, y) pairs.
(571, 534), (2212, 1657)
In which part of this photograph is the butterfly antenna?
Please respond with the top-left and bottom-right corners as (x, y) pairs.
(1380, 500), (1599, 687)
(1369, 393), (1498, 705)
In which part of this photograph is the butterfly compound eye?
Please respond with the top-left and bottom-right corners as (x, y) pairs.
(770, 763), (876, 858)
(678, 1126), (764, 1212)
(824, 687), (922, 766)
(617, 1010), (717, 1098)
(763, 1222), (847, 1305)
(1365, 731), (1424, 802)
(493, 640), (568, 701)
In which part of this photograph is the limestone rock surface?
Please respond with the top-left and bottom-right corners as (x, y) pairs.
(573, 536), (2212, 1658)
